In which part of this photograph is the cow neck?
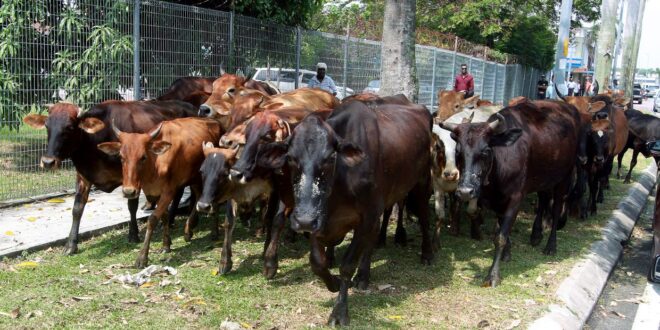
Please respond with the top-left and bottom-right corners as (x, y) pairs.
(70, 128), (122, 192)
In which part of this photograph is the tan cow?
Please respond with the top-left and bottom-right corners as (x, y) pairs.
(97, 118), (222, 268)
(437, 90), (492, 121)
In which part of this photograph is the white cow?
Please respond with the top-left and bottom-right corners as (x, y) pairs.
(431, 105), (500, 246)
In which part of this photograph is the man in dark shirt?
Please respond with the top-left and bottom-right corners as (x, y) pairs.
(454, 64), (474, 98)
(537, 75), (549, 100)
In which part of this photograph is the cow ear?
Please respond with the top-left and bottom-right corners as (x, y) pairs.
(23, 114), (47, 129)
(97, 142), (121, 156)
(589, 101), (606, 113)
(463, 95), (479, 107)
(338, 142), (365, 167)
(489, 128), (522, 147)
(257, 142), (288, 169)
(79, 117), (105, 134)
(614, 97), (630, 106)
(263, 102), (284, 110)
(150, 141), (172, 155)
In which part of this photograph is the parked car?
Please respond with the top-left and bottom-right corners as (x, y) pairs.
(251, 68), (353, 99)
(363, 79), (380, 93)
(633, 83), (643, 104)
(654, 93), (660, 112)
(646, 84), (658, 98)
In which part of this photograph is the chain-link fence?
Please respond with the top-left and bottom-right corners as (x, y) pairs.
(0, 0), (540, 203)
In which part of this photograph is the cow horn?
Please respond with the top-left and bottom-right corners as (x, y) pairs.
(489, 113), (506, 134)
(440, 122), (459, 132)
(111, 118), (122, 137)
(219, 62), (226, 76)
(149, 123), (163, 140)
(462, 112), (475, 124)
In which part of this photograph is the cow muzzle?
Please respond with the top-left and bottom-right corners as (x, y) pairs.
(456, 186), (476, 202)
(229, 169), (245, 183)
(40, 156), (59, 169)
(198, 104), (213, 117)
(290, 213), (321, 233)
(443, 169), (459, 182)
(594, 156), (605, 164)
(196, 201), (213, 213)
(122, 187), (139, 199)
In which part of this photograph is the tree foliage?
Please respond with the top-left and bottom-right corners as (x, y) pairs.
(162, 0), (324, 28)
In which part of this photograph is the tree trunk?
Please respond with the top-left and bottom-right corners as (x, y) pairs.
(594, 0), (619, 89)
(379, 0), (417, 101)
(620, 0), (641, 97)
(629, 0), (648, 86)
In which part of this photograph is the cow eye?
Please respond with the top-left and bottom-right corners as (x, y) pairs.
(140, 155), (147, 162)
(481, 148), (491, 157)
(227, 87), (235, 94)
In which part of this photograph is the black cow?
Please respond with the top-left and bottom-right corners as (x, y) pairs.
(441, 99), (581, 287)
(257, 95), (433, 325)
(23, 100), (197, 254)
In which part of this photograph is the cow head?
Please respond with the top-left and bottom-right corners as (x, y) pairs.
(589, 118), (611, 166)
(96, 122), (168, 199)
(196, 142), (239, 213)
(230, 111), (291, 183)
(437, 90), (480, 122)
(198, 74), (247, 118)
(258, 113), (364, 233)
(23, 103), (104, 169)
(441, 113), (522, 202)
(431, 126), (460, 182)
(229, 88), (274, 127)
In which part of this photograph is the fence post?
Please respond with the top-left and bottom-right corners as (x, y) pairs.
(295, 26), (301, 89)
(342, 23), (350, 98)
(492, 63), (498, 102)
(228, 11), (234, 72)
(481, 48), (487, 98)
(513, 64), (519, 99)
(430, 49), (437, 112)
(451, 36), (458, 85)
(132, 0), (141, 100)
(521, 66), (527, 98)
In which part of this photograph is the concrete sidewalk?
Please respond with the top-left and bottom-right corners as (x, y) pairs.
(0, 190), (153, 258)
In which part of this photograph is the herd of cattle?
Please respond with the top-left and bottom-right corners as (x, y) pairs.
(21, 72), (660, 325)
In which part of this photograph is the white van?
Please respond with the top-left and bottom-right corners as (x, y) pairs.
(251, 68), (353, 99)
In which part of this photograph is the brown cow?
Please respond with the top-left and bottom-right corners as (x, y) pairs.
(22, 100), (197, 254)
(198, 73), (279, 121)
(156, 77), (215, 108)
(437, 90), (488, 121)
(225, 87), (339, 130)
(97, 118), (222, 268)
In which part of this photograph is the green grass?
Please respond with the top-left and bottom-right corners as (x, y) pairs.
(0, 124), (75, 202)
(0, 154), (652, 329)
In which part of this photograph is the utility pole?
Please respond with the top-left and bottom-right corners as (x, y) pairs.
(594, 0), (619, 89)
(629, 0), (648, 88)
(552, 0), (573, 97)
(610, 0), (625, 85)
(620, 0), (641, 97)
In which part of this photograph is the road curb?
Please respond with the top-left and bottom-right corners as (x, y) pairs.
(529, 162), (657, 330)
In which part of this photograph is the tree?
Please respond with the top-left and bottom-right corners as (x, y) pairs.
(594, 0), (618, 89)
(379, 0), (416, 100)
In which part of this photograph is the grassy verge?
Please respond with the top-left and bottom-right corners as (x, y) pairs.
(0, 154), (652, 329)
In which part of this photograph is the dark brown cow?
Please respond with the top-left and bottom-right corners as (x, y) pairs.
(256, 95), (433, 325)
(22, 101), (197, 254)
(97, 118), (222, 268)
(198, 73), (279, 121)
(616, 108), (660, 183)
(441, 99), (581, 287)
(156, 77), (215, 108)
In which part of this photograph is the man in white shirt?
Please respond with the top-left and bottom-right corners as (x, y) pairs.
(307, 62), (337, 96)
(567, 76), (577, 96)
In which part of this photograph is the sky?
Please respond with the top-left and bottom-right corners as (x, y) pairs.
(635, 0), (659, 68)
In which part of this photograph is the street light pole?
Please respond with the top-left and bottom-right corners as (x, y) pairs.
(552, 0), (573, 98)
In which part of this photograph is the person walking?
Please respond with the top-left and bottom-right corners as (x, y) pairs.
(537, 74), (549, 100)
(567, 76), (577, 96)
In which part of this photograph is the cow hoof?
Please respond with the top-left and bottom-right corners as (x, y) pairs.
(141, 201), (155, 210)
(623, 179), (631, 184)
(376, 239), (386, 249)
(470, 230), (483, 241)
(263, 265), (278, 279)
(161, 246), (171, 253)
(209, 232), (220, 242)
(127, 233), (140, 243)
(328, 304), (349, 327)
(530, 234), (543, 247)
(135, 256), (149, 269)
(63, 244), (78, 255)
(420, 253), (434, 265)
(543, 246), (557, 256)
(482, 275), (500, 288)
(394, 229), (407, 246)
(183, 232), (193, 243)
(448, 226), (459, 236)
(220, 261), (233, 275)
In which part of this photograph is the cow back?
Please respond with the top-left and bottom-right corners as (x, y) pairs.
(626, 109), (660, 142)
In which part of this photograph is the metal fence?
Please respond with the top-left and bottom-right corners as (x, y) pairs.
(0, 0), (540, 203)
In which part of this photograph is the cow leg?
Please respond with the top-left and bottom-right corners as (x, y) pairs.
(447, 193), (460, 236)
(394, 201), (407, 246)
(329, 215), (380, 326)
(466, 198), (483, 240)
(167, 188), (185, 228)
(378, 205), (393, 248)
(484, 195), (521, 288)
(127, 198), (140, 243)
(432, 189), (446, 251)
(310, 236), (340, 292)
(263, 201), (288, 279)
(136, 192), (172, 268)
(651, 185), (660, 281)
(255, 198), (268, 238)
(65, 174), (91, 255)
(624, 149), (639, 184)
(531, 192), (550, 247)
(219, 200), (236, 275)
(616, 148), (627, 179)
(545, 176), (571, 255)
(326, 245), (336, 268)
(588, 172), (599, 215)
(408, 185), (434, 264)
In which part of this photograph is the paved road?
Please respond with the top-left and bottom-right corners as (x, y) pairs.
(636, 97), (655, 113)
